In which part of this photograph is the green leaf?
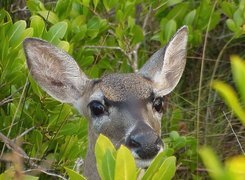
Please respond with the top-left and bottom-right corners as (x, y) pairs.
(231, 56), (245, 104)
(131, 25), (144, 44)
(114, 145), (137, 180)
(152, 156), (176, 180)
(221, 2), (236, 18)
(80, 56), (94, 67)
(199, 147), (229, 180)
(27, 0), (46, 12)
(30, 15), (45, 37)
(8, 20), (26, 47)
(93, 0), (99, 9)
(184, 10), (196, 25)
(58, 41), (70, 52)
(24, 175), (39, 180)
(55, 0), (73, 18)
(103, 0), (117, 12)
(101, 150), (115, 180)
(83, 0), (90, 7)
(0, 167), (14, 179)
(166, 0), (183, 6)
(60, 123), (79, 135)
(233, 9), (244, 26)
(14, 28), (33, 49)
(95, 134), (116, 180)
(226, 156), (245, 179)
(143, 151), (172, 180)
(164, 20), (177, 42)
(226, 19), (238, 32)
(64, 167), (86, 180)
(0, 9), (12, 24)
(212, 81), (245, 124)
(38, 11), (59, 24)
(87, 17), (101, 38)
(44, 21), (68, 43)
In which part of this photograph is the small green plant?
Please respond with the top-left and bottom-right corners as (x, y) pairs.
(199, 55), (245, 180)
(65, 134), (177, 180)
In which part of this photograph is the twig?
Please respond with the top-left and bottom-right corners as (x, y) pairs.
(132, 5), (152, 72)
(223, 111), (245, 155)
(0, 132), (42, 163)
(73, 158), (84, 173)
(0, 86), (24, 107)
(196, 1), (218, 177)
(0, 77), (29, 158)
(0, 132), (28, 159)
(177, 166), (208, 172)
(14, 127), (35, 140)
(24, 169), (67, 180)
(83, 45), (122, 50)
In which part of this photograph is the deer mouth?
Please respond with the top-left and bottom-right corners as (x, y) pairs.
(131, 147), (164, 168)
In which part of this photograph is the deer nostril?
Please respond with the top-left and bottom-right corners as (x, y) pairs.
(128, 137), (141, 149)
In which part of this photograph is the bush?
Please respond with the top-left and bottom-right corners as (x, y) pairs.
(0, 0), (244, 179)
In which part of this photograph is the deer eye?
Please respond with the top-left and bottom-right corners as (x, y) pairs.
(153, 97), (163, 113)
(89, 101), (105, 116)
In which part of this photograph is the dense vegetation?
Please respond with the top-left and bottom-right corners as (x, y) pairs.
(0, 0), (244, 179)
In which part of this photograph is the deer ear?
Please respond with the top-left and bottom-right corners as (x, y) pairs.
(139, 26), (188, 95)
(23, 38), (90, 104)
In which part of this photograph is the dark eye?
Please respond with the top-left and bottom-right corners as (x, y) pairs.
(89, 101), (105, 116)
(153, 97), (163, 113)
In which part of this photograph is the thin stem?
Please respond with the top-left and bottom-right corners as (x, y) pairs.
(196, 0), (218, 176)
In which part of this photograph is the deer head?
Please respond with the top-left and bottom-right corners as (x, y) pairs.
(23, 26), (188, 179)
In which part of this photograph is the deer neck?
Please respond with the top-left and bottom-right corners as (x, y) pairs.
(83, 123), (100, 180)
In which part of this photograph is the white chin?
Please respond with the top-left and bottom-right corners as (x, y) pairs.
(135, 158), (153, 168)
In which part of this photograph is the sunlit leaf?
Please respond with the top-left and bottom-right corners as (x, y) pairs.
(64, 167), (86, 180)
(184, 10), (196, 25)
(152, 156), (176, 180)
(8, 20), (26, 47)
(164, 20), (177, 42)
(199, 147), (230, 180)
(231, 55), (245, 104)
(38, 10), (59, 24)
(212, 81), (245, 124)
(95, 134), (116, 180)
(143, 150), (172, 180)
(44, 21), (68, 43)
(30, 15), (45, 37)
(114, 145), (137, 180)
(226, 155), (245, 180)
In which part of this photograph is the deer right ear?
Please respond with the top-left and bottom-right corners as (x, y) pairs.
(139, 26), (188, 96)
(23, 38), (90, 104)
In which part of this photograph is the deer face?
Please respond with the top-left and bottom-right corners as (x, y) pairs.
(23, 26), (187, 175)
(78, 73), (165, 167)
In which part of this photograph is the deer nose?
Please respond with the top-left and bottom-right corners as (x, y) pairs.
(126, 128), (163, 159)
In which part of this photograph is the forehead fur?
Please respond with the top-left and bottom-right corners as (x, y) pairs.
(99, 73), (152, 102)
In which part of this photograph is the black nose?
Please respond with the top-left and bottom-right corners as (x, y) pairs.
(126, 125), (163, 159)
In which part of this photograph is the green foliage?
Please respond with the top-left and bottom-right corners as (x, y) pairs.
(212, 56), (245, 124)
(199, 147), (245, 180)
(64, 167), (86, 180)
(0, 167), (38, 180)
(0, 0), (245, 179)
(91, 134), (176, 180)
(204, 55), (245, 180)
(223, 1), (245, 37)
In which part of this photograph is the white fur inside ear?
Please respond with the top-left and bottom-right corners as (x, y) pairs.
(24, 38), (89, 104)
(153, 27), (188, 96)
(162, 28), (188, 69)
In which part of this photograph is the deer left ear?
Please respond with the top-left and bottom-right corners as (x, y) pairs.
(139, 26), (188, 96)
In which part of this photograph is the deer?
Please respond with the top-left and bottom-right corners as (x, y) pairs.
(23, 26), (188, 179)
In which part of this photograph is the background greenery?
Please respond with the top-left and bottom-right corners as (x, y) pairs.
(0, 0), (245, 179)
